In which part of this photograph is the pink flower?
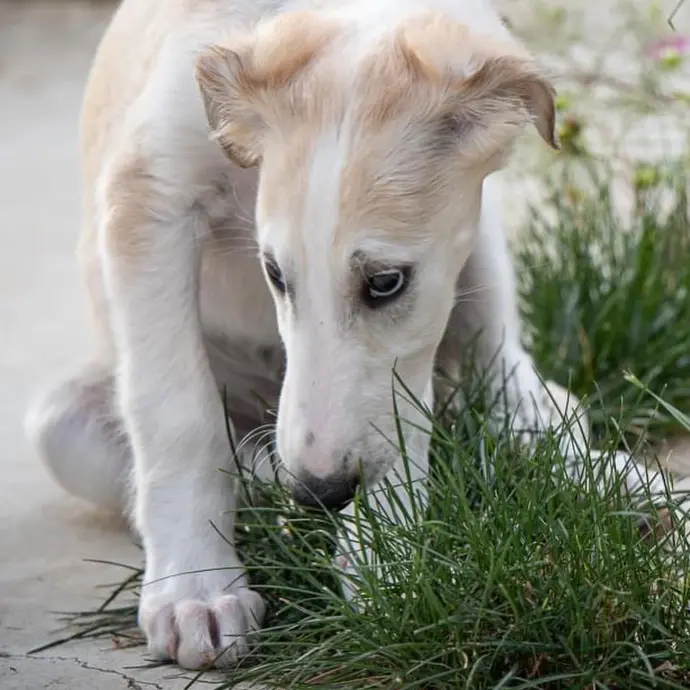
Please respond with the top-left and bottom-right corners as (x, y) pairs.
(646, 35), (690, 59)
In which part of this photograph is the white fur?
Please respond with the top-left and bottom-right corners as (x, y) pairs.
(24, 0), (671, 671)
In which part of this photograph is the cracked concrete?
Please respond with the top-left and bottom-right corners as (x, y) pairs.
(1, 1), (689, 689)
(2, 653), (168, 690)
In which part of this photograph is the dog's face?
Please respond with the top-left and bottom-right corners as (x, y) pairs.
(197, 11), (556, 509)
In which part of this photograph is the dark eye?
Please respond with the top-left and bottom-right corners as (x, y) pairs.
(364, 267), (410, 306)
(264, 258), (286, 294)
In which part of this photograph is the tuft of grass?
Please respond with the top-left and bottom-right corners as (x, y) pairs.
(219, 418), (690, 689)
(515, 163), (690, 445)
(53, 165), (690, 688)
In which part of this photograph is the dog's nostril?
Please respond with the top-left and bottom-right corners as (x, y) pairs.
(291, 470), (360, 512)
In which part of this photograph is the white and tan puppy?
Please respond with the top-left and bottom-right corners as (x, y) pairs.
(24, 0), (667, 671)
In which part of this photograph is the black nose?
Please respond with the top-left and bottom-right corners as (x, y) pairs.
(291, 471), (360, 512)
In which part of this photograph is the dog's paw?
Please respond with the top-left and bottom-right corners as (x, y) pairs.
(139, 587), (265, 669)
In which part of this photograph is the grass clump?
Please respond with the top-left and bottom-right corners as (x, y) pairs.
(58, 166), (690, 688)
(221, 426), (690, 689)
(515, 163), (690, 444)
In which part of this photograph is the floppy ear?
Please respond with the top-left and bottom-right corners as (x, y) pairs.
(396, 16), (558, 154)
(196, 45), (262, 167)
(195, 12), (340, 168)
(457, 55), (558, 150)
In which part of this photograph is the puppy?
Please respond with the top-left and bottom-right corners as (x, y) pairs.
(25, 0), (668, 670)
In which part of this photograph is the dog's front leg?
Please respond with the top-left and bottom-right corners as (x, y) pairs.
(100, 158), (264, 669)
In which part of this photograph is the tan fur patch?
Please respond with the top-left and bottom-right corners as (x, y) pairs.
(354, 12), (556, 150)
(256, 128), (314, 230)
(102, 155), (159, 264)
(338, 126), (469, 240)
(238, 11), (341, 89)
(196, 11), (343, 167)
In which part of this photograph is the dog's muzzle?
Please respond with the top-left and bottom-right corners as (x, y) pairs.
(291, 470), (360, 512)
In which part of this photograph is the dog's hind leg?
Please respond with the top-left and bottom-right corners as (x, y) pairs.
(24, 365), (131, 514)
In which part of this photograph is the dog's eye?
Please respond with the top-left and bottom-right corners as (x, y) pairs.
(364, 268), (409, 306)
(264, 258), (286, 294)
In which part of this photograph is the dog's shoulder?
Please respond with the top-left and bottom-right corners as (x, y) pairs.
(79, 0), (272, 277)
(81, 0), (274, 187)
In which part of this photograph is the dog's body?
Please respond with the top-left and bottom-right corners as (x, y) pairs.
(25, 0), (659, 671)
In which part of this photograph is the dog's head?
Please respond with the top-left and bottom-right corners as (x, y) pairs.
(196, 10), (556, 510)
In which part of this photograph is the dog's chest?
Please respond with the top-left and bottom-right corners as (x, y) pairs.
(196, 171), (284, 415)
(200, 237), (285, 420)
(205, 333), (284, 426)
(197, 171), (279, 343)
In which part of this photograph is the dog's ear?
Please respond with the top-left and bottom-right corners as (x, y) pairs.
(395, 15), (558, 157)
(196, 12), (339, 168)
(448, 55), (558, 151)
(196, 44), (262, 167)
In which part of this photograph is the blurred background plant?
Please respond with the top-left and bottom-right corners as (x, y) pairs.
(496, 0), (689, 237)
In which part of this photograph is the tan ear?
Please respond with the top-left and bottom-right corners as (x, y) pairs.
(395, 15), (558, 151)
(463, 56), (558, 149)
(196, 45), (262, 167)
(195, 12), (340, 168)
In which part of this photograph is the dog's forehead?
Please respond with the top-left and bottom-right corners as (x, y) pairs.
(257, 116), (451, 258)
